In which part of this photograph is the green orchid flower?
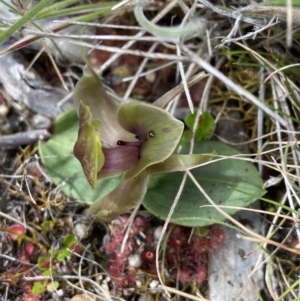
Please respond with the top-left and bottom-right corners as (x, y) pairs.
(73, 66), (213, 222)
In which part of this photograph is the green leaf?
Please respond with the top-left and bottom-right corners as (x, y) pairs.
(37, 256), (50, 271)
(56, 248), (71, 261)
(117, 103), (184, 180)
(32, 282), (45, 294)
(42, 269), (54, 276)
(38, 109), (120, 203)
(46, 281), (59, 293)
(143, 140), (265, 227)
(63, 234), (77, 248)
(184, 112), (215, 141)
(48, 247), (58, 256)
(146, 153), (215, 174)
(73, 101), (104, 188)
(41, 220), (54, 231)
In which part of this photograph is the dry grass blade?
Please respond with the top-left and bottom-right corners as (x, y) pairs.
(1, 0), (300, 300)
(181, 45), (288, 127)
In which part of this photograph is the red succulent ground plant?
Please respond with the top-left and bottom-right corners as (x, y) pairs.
(2, 225), (41, 301)
(102, 214), (227, 290)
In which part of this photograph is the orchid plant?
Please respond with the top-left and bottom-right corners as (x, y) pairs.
(73, 66), (213, 222)
(38, 66), (265, 227)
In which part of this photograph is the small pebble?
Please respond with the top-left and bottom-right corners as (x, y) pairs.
(154, 226), (164, 241)
(97, 275), (103, 281)
(128, 253), (142, 268)
(74, 223), (88, 240)
(0, 104), (9, 116)
(149, 279), (159, 289)
(70, 294), (94, 301)
(145, 72), (156, 83)
(56, 289), (64, 297)
(135, 280), (142, 287)
(123, 289), (132, 297)
(61, 265), (70, 273)
(31, 114), (51, 129)
(46, 282), (58, 293)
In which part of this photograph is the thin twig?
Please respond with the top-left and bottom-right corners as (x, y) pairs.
(185, 169), (300, 255)
(197, 0), (264, 26)
(71, 40), (188, 62)
(123, 42), (158, 102)
(155, 172), (188, 297)
(257, 68), (265, 174)
(97, 0), (180, 74)
(181, 45), (287, 128)
(0, 129), (51, 148)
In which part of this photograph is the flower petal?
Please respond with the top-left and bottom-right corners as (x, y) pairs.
(88, 171), (149, 222)
(117, 103), (184, 180)
(73, 102), (104, 188)
(102, 146), (139, 171)
(74, 65), (134, 146)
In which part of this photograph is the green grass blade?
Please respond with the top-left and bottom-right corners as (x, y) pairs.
(265, 0), (300, 7)
(70, 5), (116, 23)
(0, 0), (22, 15)
(0, 2), (116, 57)
(0, 0), (53, 43)
(35, 1), (117, 20)
(34, 0), (80, 20)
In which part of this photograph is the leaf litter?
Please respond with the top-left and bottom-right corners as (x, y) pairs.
(0, 0), (300, 300)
